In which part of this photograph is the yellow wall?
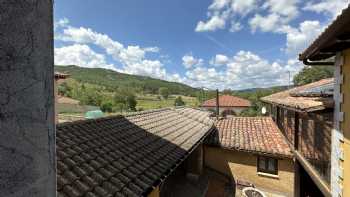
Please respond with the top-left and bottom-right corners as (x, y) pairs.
(204, 146), (295, 196)
(342, 49), (350, 197)
(147, 186), (160, 197)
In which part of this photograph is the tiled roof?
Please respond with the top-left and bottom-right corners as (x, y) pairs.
(56, 108), (213, 197)
(261, 78), (334, 112)
(206, 117), (292, 158)
(55, 72), (70, 79)
(201, 95), (251, 108)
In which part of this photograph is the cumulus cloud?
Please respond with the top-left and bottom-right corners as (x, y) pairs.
(303, 0), (348, 18)
(195, 15), (226, 32)
(55, 44), (116, 71)
(55, 21), (168, 79)
(195, 0), (257, 32)
(285, 20), (324, 56)
(182, 55), (204, 68)
(54, 18), (70, 31)
(185, 51), (302, 90)
(229, 21), (243, 32)
(210, 54), (230, 66)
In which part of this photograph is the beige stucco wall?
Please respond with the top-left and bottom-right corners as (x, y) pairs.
(342, 49), (350, 197)
(201, 106), (248, 115)
(204, 146), (295, 196)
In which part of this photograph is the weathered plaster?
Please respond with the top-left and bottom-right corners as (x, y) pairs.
(0, 1), (55, 197)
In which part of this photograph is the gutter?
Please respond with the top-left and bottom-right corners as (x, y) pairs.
(303, 59), (334, 66)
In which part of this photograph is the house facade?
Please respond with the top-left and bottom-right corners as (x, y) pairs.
(298, 4), (350, 197)
(262, 79), (334, 196)
(205, 117), (295, 196)
(201, 95), (251, 116)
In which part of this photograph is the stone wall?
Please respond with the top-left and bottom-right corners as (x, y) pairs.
(0, 1), (55, 197)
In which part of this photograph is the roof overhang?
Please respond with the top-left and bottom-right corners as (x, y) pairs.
(299, 4), (350, 63)
(261, 99), (334, 113)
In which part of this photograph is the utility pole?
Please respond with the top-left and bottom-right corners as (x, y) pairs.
(288, 71), (291, 89)
(216, 89), (220, 119)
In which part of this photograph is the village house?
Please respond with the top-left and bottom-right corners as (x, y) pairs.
(261, 78), (334, 196)
(201, 95), (251, 116)
(205, 117), (295, 196)
(298, 4), (350, 197)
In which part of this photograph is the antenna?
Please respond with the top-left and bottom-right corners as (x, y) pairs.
(287, 71), (291, 89)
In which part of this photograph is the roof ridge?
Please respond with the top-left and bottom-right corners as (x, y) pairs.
(57, 108), (175, 127)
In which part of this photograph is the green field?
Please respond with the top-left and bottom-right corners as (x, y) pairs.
(136, 94), (199, 110)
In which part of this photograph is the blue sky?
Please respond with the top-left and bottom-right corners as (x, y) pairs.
(54, 0), (348, 90)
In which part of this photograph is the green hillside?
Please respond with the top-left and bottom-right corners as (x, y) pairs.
(55, 65), (199, 96)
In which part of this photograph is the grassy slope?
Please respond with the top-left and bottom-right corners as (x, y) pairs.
(55, 65), (199, 96)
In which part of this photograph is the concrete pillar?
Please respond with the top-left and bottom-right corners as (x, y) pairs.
(0, 1), (55, 197)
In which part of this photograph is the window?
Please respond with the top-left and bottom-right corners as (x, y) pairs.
(257, 156), (278, 175)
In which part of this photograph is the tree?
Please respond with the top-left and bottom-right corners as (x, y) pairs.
(159, 87), (169, 99)
(100, 101), (113, 113)
(58, 82), (72, 96)
(126, 94), (137, 111)
(293, 66), (334, 86)
(174, 96), (185, 106)
(113, 90), (137, 112)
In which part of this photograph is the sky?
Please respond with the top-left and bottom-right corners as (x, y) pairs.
(54, 0), (349, 90)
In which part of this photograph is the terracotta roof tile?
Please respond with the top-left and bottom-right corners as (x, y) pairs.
(261, 78), (334, 112)
(206, 117), (292, 157)
(201, 95), (251, 107)
(57, 108), (213, 197)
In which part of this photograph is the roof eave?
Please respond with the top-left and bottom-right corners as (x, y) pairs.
(299, 4), (350, 62)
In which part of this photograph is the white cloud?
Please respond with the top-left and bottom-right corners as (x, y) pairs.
(195, 0), (257, 32)
(54, 44), (116, 71)
(229, 21), (243, 32)
(249, 13), (286, 33)
(209, 0), (231, 10)
(285, 20), (324, 56)
(195, 15), (226, 32)
(262, 0), (299, 20)
(304, 0), (348, 18)
(230, 0), (258, 16)
(54, 18), (70, 31)
(55, 22), (168, 80)
(184, 51), (302, 90)
(182, 55), (204, 68)
(210, 54), (230, 66)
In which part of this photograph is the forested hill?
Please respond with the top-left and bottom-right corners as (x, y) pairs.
(55, 65), (199, 96)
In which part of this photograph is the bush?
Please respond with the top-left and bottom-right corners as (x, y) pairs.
(100, 101), (113, 113)
(159, 87), (169, 99)
(174, 96), (185, 106)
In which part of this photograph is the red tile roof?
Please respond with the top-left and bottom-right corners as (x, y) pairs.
(55, 72), (70, 79)
(201, 95), (251, 108)
(56, 108), (213, 197)
(206, 117), (292, 158)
